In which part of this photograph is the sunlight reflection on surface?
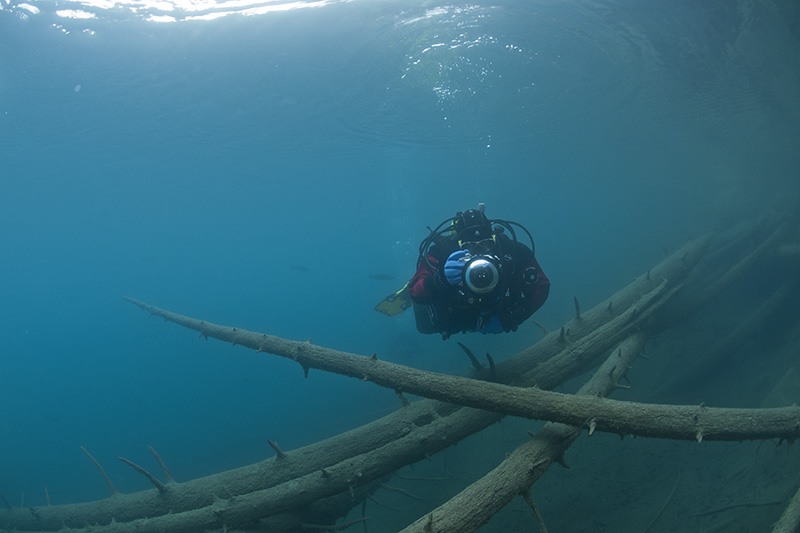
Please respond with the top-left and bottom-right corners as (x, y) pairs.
(2, 0), (343, 24)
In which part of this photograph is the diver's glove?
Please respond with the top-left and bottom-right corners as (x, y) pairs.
(480, 315), (504, 334)
(444, 250), (468, 285)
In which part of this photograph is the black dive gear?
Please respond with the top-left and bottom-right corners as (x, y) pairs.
(418, 204), (536, 273)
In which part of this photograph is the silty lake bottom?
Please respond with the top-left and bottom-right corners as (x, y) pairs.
(1, 0), (799, 531)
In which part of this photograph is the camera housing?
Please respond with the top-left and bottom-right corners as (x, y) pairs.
(462, 253), (501, 294)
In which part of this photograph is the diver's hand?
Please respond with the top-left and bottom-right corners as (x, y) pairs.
(444, 250), (468, 285)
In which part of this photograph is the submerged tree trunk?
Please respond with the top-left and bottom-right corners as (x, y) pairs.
(1, 215), (797, 533)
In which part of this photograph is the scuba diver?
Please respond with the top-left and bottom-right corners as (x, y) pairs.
(375, 204), (549, 340)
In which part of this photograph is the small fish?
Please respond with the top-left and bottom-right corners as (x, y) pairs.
(368, 273), (395, 281)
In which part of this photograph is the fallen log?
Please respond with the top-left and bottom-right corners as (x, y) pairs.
(2, 234), (707, 532)
(4, 222), (794, 532)
(121, 297), (800, 443)
(398, 332), (650, 533)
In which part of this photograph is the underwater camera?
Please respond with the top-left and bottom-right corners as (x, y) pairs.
(460, 253), (500, 294)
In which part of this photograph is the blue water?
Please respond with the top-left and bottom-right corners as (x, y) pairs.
(1, 0), (798, 519)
